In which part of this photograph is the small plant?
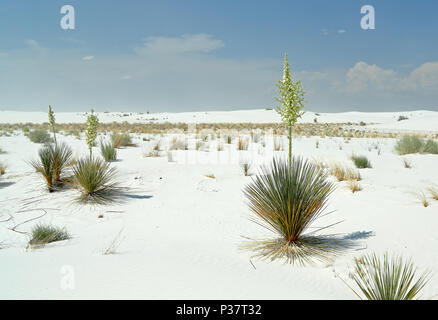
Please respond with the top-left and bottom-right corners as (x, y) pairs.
(240, 160), (252, 176)
(423, 139), (438, 154)
(111, 132), (133, 148)
(100, 141), (117, 161)
(237, 137), (249, 151)
(28, 224), (71, 248)
(394, 135), (424, 155)
(329, 162), (361, 182)
(72, 157), (118, 203)
(348, 180), (362, 193)
(398, 115), (409, 121)
(350, 253), (430, 300)
(402, 157), (412, 168)
(415, 192), (429, 207)
(204, 173), (215, 179)
(0, 161), (6, 175)
(28, 128), (52, 144)
(427, 185), (438, 201)
(351, 155), (372, 169)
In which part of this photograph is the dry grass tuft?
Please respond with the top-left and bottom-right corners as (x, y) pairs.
(348, 180), (362, 193)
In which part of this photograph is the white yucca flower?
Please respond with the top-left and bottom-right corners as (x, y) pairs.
(85, 109), (99, 159)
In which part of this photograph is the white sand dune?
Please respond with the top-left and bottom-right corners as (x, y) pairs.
(0, 109), (438, 299)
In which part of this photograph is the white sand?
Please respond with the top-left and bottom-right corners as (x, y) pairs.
(0, 109), (437, 299)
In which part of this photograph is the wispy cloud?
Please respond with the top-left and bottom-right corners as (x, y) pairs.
(134, 34), (224, 55)
(82, 56), (94, 61)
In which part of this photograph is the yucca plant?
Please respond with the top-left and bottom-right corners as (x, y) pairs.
(350, 253), (431, 300)
(30, 144), (55, 191)
(51, 142), (73, 183)
(72, 157), (118, 203)
(28, 223), (71, 248)
(244, 157), (335, 249)
(85, 109), (99, 159)
(100, 141), (117, 161)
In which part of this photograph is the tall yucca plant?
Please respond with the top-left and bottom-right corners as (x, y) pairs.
(48, 105), (57, 143)
(275, 54), (305, 168)
(244, 157), (334, 243)
(85, 109), (99, 159)
(351, 253), (431, 300)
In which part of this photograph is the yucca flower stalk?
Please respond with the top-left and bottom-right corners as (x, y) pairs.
(275, 54), (305, 169)
(48, 105), (57, 143)
(85, 109), (99, 159)
(351, 253), (431, 300)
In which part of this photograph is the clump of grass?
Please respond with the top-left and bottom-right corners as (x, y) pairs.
(350, 253), (431, 300)
(395, 135), (438, 155)
(240, 160), (252, 176)
(72, 157), (118, 203)
(28, 224), (71, 248)
(423, 139), (438, 154)
(100, 141), (117, 162)
(402, 157), (412, 168)
(427, 185), (438, 201)
(0, 162), (6, 175)
(204, 173), (215, 179)
(328, 162), (361, 182)
(351, 155), (372, 169)
(348, 180), (362, 193)
(415, 192), (429, 207)
(111, 132), (133, 148)
(243, 157), (336, 263)
(28, 128), (52, 144)
(237, 137), (249, 150)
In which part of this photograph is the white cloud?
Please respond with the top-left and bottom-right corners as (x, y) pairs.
(134, 34), (224, 55)
(338, 29), (346, 34)
(82, 56), (94, 61)
(321, 29), (329, 36)
(121, 75), (132, 80)
(342, 61), (438, 94)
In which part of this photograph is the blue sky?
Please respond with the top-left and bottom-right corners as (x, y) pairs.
(0, 0), (437, 112)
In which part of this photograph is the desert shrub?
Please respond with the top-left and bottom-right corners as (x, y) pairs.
(72, 157), (118, 203)
(100, 141), (117, 161)
(398, 115), (409, 121)
(28, 128), (52, 144)
(244, 157), (335, 243)
(111, 132), (132, 148)
(28, 224), (71, 248)
(351, 253), (430, 300)
(423, 139), (438, 154)
(30, 144), (55, 190)
(395, 135), (424, 155)
(351, 155), (372, 169)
